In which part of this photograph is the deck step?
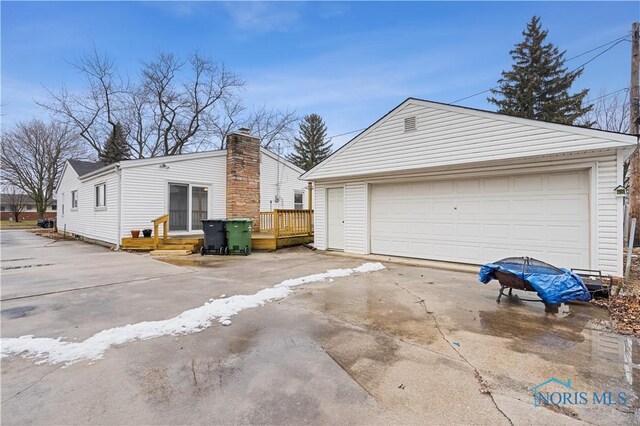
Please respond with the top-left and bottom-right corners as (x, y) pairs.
(150, 249), (192, 256)
(158, 244), (199, 251)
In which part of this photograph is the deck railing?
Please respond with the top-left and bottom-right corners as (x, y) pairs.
(259, 209), (313, 239)
(151, 214), (169, 250)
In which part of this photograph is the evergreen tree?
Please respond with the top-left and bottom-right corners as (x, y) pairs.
(488, 16), (592, 125)
(287, 114), (332, 171)
(99, 122), (130, 164)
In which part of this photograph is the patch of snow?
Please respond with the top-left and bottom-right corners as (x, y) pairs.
(220, 294), (226, 298)
(1, 262), (385, 365)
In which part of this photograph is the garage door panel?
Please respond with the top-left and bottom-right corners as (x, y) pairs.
(457, 180), (481, 194)
(514, 175), (544, 191)
(513, 224), (544, 241)
(483, 200), (511, 215)
(370, 170), (590, 268)
(457, 223), (482, 239)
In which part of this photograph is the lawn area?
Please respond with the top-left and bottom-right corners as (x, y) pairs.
(0, 220), (38, 229)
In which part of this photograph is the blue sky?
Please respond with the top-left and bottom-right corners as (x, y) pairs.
(2, 1), (637, 148)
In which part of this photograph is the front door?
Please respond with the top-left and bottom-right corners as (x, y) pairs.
(327, 187), (344, 250)
(169, 184), (188, 231)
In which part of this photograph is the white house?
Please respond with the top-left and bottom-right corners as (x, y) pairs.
(302, 98), (637, 277)
(57, 130), (308, 247)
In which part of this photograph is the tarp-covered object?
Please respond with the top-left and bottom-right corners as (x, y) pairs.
(479, 262), (591, 305)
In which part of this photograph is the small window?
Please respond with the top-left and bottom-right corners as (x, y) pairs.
(71, 191), (78, 209)
(95, 183), (106, 208)
(404, 116), (417, 132)
(294, 191), (304, 210)
(26, 205), (33, 210)
(51, 204), (57, 211)
(1, 206), (5, 212)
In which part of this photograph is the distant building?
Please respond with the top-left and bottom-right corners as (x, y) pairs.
(0, 194), (57, 221)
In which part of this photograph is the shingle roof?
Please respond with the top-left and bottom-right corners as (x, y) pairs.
(67, 159), (104, 176)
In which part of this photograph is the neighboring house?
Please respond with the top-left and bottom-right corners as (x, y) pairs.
(56, 130), (308, 246)
(0, 194), (56, 221)
(302, 98), (637, 277)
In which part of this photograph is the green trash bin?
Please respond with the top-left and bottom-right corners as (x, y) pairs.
(225, 218), (253, 255)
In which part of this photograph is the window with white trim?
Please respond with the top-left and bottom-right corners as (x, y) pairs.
(95, 183), (106, 208)
(294, 191), (304, 210)
(71, 190), (78, 209)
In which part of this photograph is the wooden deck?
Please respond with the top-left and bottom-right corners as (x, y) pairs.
(121, 209), (314, 253)
(251, 232), (314, 251)
(121, 236), (203, 252)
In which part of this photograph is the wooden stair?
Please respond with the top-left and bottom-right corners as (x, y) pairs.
(121, 236), (203, 253)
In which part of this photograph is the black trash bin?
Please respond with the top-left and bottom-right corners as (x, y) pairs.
(200, 219), (227, 255)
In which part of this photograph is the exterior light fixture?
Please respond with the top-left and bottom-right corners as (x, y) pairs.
(159, 163), (170, 169)
(614, 185), (627, 197)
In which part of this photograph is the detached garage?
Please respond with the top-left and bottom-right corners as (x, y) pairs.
(302, 98), (637, 277)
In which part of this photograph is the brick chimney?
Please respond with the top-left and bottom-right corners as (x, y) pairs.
(226, 129), (261, 231)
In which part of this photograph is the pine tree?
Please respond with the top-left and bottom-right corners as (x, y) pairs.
(99, 122), (130, 164)
(488, 16), (592, 125)
(287, 114), (332, 171)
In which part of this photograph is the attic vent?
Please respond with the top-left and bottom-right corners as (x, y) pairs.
(404, 116), (417, 132)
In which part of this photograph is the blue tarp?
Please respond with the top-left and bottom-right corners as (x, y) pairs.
(478, 263), (591, 305)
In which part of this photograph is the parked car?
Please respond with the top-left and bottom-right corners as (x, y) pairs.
(37, 218), (55, 228)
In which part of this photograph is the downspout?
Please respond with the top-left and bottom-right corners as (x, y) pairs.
(115, 164), (122, 250)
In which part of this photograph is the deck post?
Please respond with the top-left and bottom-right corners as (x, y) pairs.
(307, 182), (313, 210)
(163, 220), (168, 245)
(273, 209), (280, 239)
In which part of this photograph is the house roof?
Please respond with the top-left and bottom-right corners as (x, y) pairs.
(302, 97), (638, 181)
(75, 147), (305, 181)
(67, 159), (105, 177)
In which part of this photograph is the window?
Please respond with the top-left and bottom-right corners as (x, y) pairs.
(71, 191), (78, 209)
(294, 191), (304, 210)
(95, 183), (106, 208)
(1, 206), (5, 212)
(191, 187), (208, 230)
(51, 204), (57, 211)
(26, 205), (33, 210)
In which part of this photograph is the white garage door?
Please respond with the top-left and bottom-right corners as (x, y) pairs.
(370, 170), (590, 268)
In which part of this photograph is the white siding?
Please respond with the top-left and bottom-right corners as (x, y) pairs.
(121, 155), (227, 235)
(260, 150), (307, 211)
(81, 172), (120, 243)
(56, 164), (120, 244)
(305, 100), (635, 180)
(344, 183), (367, 254)
(314, 184), (327, 250)
(56, 165), (80, 235)
(596, 155), (621, 275)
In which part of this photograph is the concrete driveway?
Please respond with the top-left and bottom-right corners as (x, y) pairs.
(1, 230), (638, 425)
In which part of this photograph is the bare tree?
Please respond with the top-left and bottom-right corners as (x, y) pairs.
(582, 90), (630, 133)
(2, 185), (28, 222)
(1, 120), (84, 218)
(41, 50), (245, 157)
(41, 48), (297, 155)
(244, 105), (299, 150)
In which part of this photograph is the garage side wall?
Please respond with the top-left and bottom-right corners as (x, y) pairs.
(314, 184), (327, 250)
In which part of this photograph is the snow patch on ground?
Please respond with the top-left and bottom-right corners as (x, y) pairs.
(1, 262), (385, 365)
